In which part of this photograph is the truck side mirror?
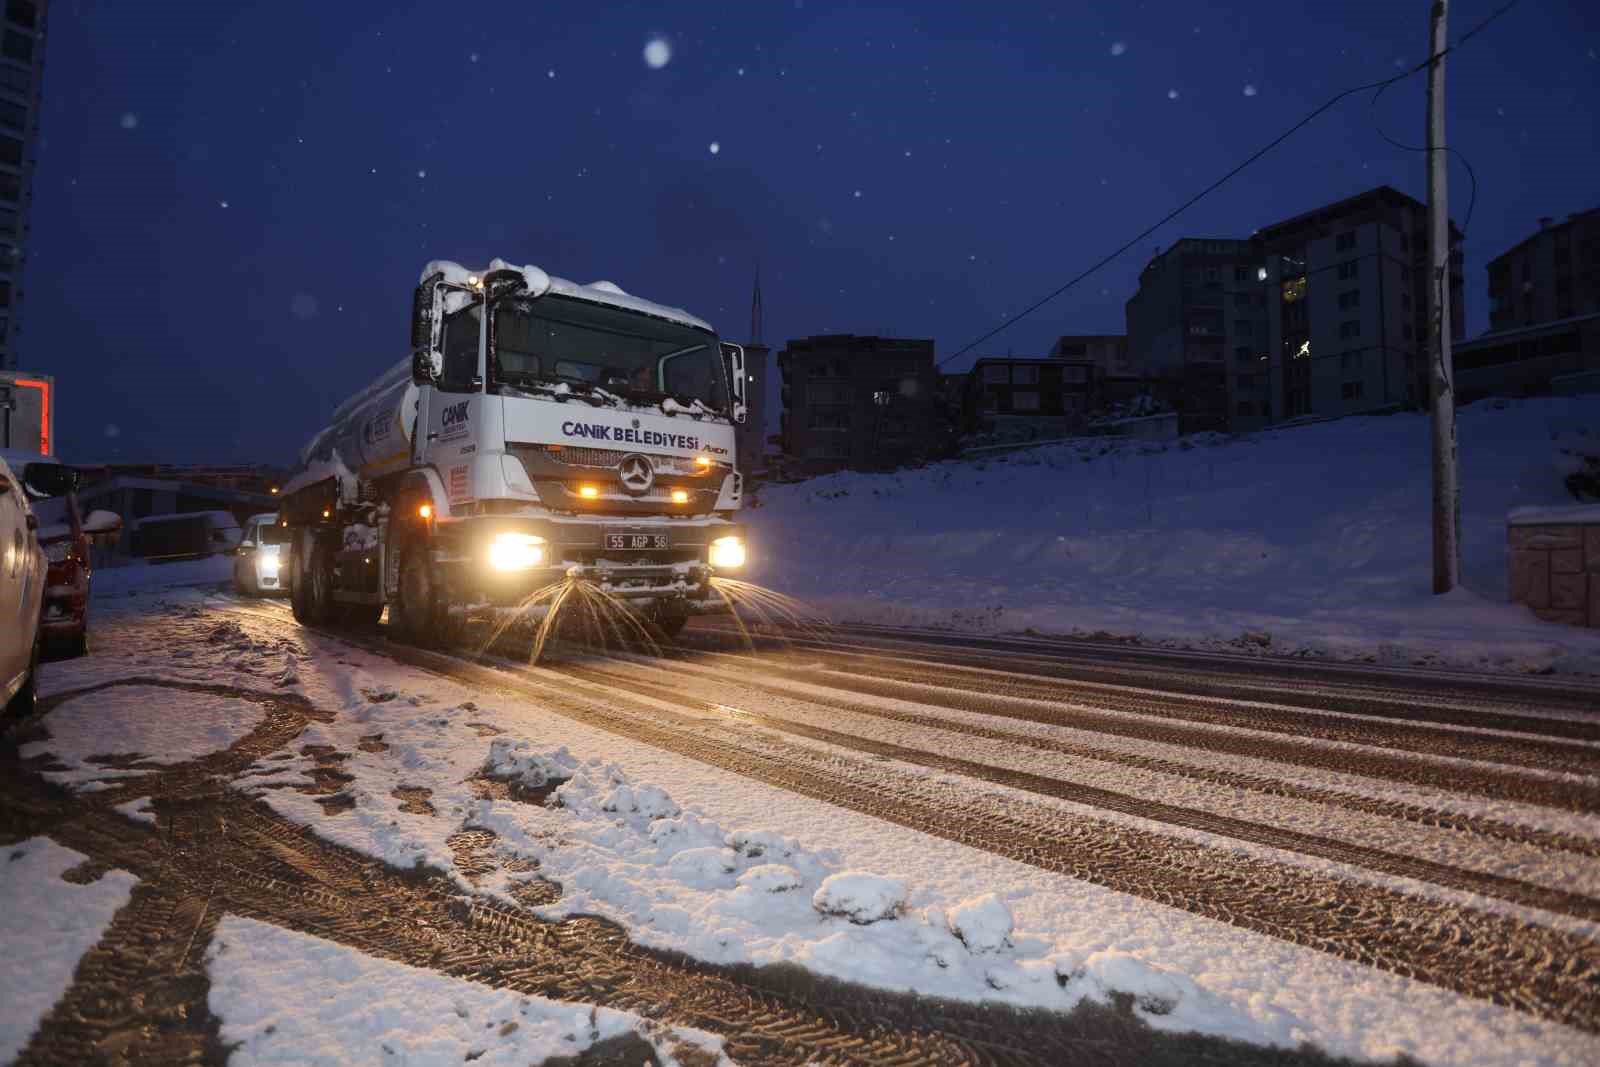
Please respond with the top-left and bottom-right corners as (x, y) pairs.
(410, 280), (433, 350)
(83, 509), (123, 536)
(721, 342), (748, 426)
(412, 348), (442, 385)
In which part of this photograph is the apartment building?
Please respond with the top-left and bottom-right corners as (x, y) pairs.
(1486, 207), (1600, 332)
(1255, 185), (1463, 421)
(1124, 238), (1268, 433)
(0, 0), (44, 369)
(777, 334), (937, 473)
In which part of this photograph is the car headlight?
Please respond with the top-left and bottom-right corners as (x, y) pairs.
(42, 540), (71, 564)
(708, 535), (746, 570)
(488, 532), (547, 571)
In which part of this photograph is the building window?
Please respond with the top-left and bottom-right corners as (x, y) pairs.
(1400, 292), (1410, 311)
(1402, 323), (1413, 340)
(5, 2), (37, 29)
(1341, 381), (1365, 400)
(1339, 320), (1361, 339)
(1337, 289), (1361, 310)
(1336, 260), (1359, 281)
(1061, 365), (1088, 383)
(1236, 401), (1255, 416)
(1336, 231), (1356, 252)
(1233, 293), (1253, 308)
(1205, 266), (1219, 282)
(1, 30), (31, 63)
(1399, 232), (1409, 252)
(0, 98), (22, 131)
(980, 389), (999, 412)
(1341, 352), (1363, 373)
(981, 365), (1008, 384)
(808, 383), (851, 404)
(0, 280), (10, 307)
(1061, 394), (1083, 414)
(0, 134), (20, 166)
(1012, 365), (1040, 385)
(1234, 266), (1248, 283)
(1234, 345), (1253, 364)
(1281, 275), (1307, 302)
(808, 409), (851, 430)
(1012, 391), (1040, 412)
(1233, 319), (1253, 336)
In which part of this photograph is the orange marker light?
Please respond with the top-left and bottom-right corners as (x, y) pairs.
(693, 455), (712, 468)
(578, 485), (600, 499)
(418, 504), (432, 519)
(671, 489), (689, 504)
(322, 509), (331, 519)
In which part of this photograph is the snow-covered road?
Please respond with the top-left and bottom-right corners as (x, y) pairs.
(5, 585), (1598, 1066)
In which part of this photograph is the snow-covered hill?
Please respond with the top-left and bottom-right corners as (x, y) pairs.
(747, 395), (1600, 674)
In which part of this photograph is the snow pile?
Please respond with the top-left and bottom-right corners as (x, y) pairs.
(21, 685), (263, 790)
(91, 556), (233, 598)
(812, 872), (906, 924)
(1, 838), (137, 1060)
(483, 738), (578, 788)
(470, 756), (1249, 1029)
(206, 916), (732, 1067)
(748, 395), (1600, 673)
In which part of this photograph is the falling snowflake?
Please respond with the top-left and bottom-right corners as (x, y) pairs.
(417, 169), (426, 178)
(469, 52), (479, 63)
(737, 66), (745, 76)
(290, 293), (319, 320)
(119, 112), (138, 130)
(853, 189), (862, 198)
(1167, 89), (1179, 100)
(708, 141), (720, 155)
(547, 69), (555, 78)
(104, 424), (120, 439)
(1394, 58), (1406, 69)
(219, 200), (229, 209)
(1242, 83), (1258, 97)
(643, 37), (671, 69)
(1110, 41), (1126, 57)
(903, 149), (911, 157)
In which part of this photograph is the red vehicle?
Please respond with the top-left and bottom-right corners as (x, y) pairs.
(0, 449), (121, 658)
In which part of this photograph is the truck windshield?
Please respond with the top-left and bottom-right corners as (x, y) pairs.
(492, 295), (727, 412)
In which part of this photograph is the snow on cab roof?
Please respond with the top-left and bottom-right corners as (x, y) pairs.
(420, 259), (715, 334)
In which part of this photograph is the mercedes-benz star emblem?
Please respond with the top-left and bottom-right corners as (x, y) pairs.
(618, 453), (655, 495)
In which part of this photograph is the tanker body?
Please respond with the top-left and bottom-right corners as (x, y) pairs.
(278, 258), (749, 642)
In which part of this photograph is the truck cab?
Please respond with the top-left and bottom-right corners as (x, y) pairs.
(280, 259), (749, 642)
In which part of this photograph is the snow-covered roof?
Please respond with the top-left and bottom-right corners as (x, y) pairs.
(132, 510), (241, 530)
(1508, 503), (1600, 526)
(420, 259), (715, 334)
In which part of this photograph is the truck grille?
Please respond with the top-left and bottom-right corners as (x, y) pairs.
(531, 444), (716, 477)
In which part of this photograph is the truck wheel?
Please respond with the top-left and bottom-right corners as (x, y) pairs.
(391, 539), (450, 645)
(300, 540), (336, 625)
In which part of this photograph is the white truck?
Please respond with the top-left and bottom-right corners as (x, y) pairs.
(279, 259), (749, 642)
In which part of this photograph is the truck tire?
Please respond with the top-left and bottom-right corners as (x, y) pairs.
(390, 538), (450, 646)
(292, 536), (337, 626)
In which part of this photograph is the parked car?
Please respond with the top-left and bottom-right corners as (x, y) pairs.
(234, 512), (289, 596)
(0, 449), (119, 660)
(130, 510), (241, 562)
(1, 453), (46, 716)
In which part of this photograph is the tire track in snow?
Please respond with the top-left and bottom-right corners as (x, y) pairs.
(560, 661), (1600, 923)
(587, 651), (1600, 860)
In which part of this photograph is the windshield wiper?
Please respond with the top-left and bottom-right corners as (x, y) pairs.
(502, 374), (621, 408)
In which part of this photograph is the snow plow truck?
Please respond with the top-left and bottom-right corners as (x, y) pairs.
(278, 259), (749, 641)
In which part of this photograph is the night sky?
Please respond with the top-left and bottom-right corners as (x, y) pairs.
(25, 0), (1600, 465)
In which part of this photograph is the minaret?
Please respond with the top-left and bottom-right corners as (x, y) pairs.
(738, 262), (770, 478)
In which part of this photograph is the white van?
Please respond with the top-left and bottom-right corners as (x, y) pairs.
(234, 513), (289, 596)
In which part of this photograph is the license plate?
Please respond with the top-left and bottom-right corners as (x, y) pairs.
(604, 528), (670, 550)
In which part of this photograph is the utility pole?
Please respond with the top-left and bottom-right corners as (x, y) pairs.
(1427, 0), (1460, 594)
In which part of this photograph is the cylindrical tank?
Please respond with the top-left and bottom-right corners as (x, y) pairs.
(292, 357), (419, 488)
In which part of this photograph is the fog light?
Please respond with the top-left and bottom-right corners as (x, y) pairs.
(578, 484), (600, 499)
(708, 535), (746, 569)
(488, 532), (546, 571)
(671, 489), (689, 504)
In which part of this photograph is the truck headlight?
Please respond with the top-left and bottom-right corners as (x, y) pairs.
(259, 552), (281, 577)
(708, 536), (746, 569)
(488, 532), (547, 571)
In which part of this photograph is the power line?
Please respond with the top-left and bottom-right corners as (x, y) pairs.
(1369, 80), (1478, 236)
(935, 0), (1522, 370)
